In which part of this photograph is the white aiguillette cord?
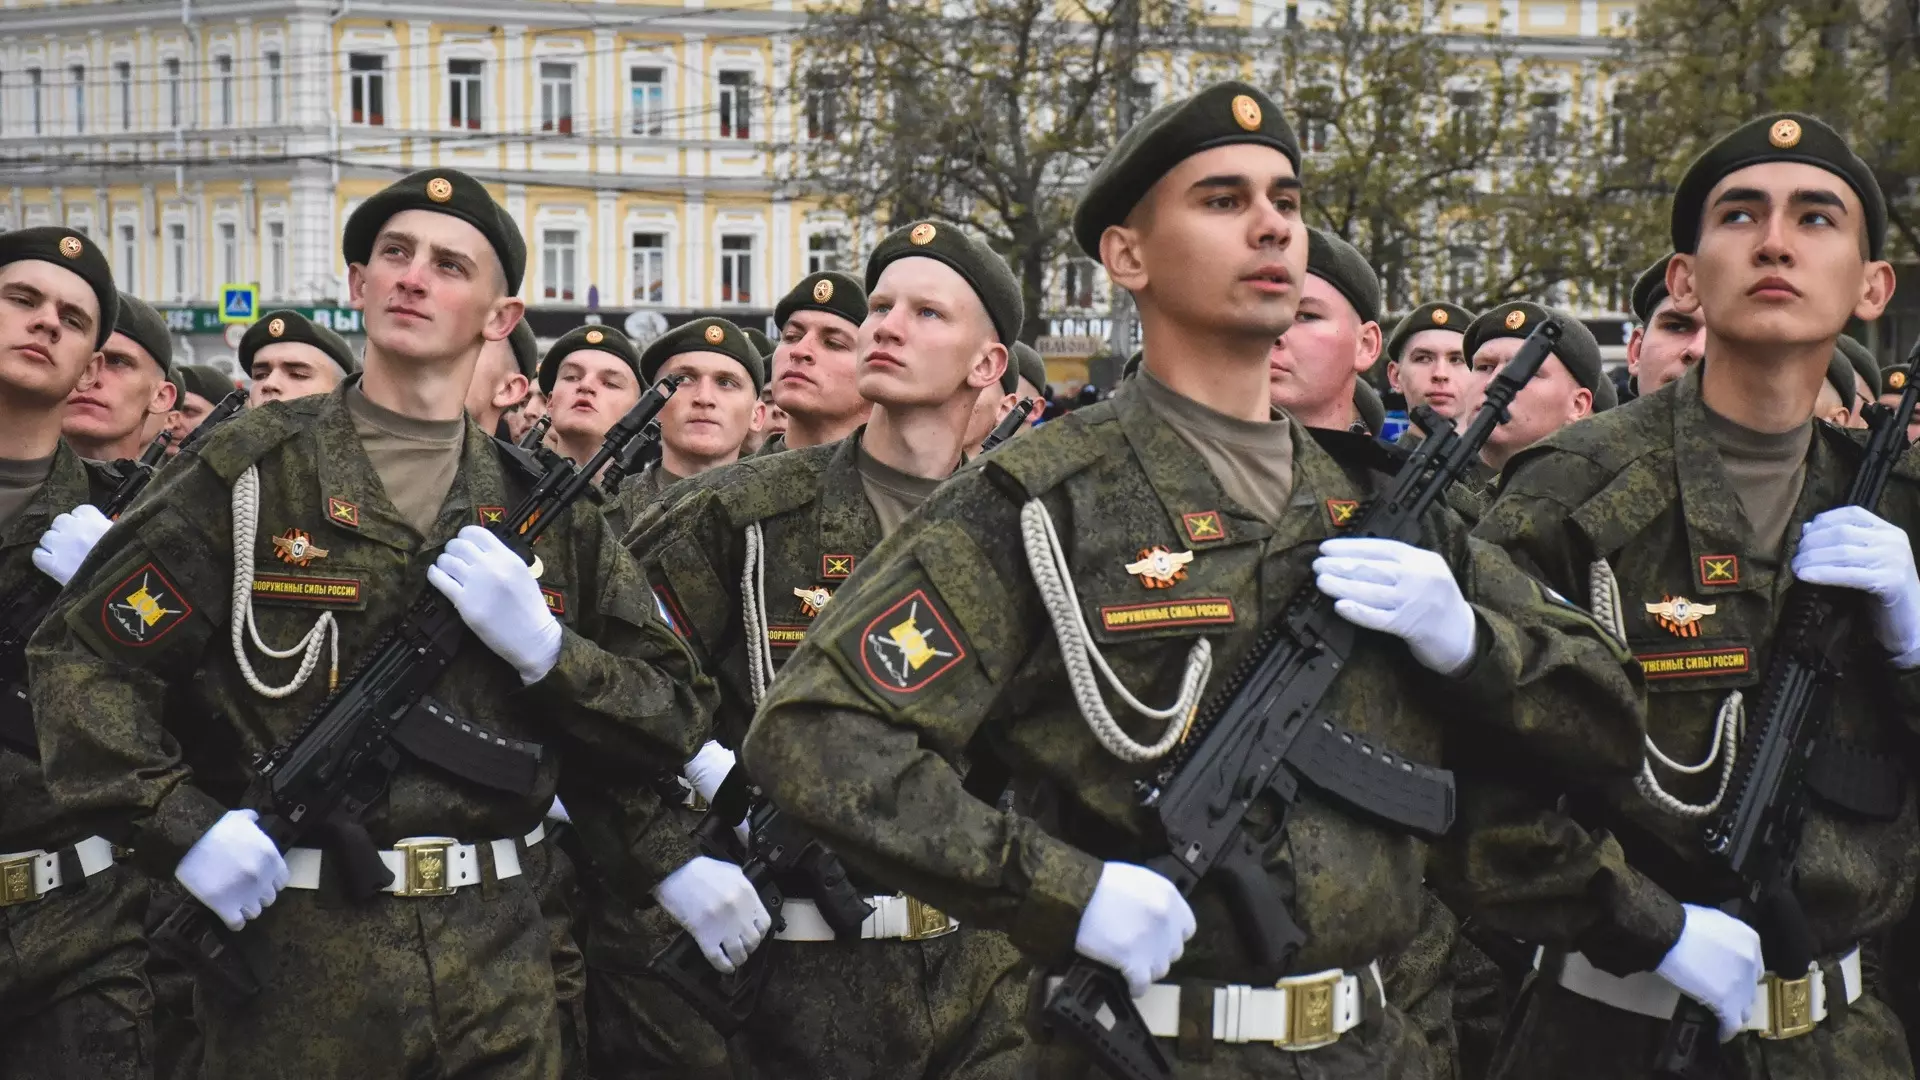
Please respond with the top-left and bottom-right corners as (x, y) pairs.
(230, 465), (339, 697)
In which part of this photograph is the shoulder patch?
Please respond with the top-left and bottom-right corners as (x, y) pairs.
(101, 563), (196, 647)
(844, 588), (968, 696)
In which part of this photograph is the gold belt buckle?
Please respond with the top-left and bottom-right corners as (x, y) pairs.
(1280, 971), (1343, 1049)
(0, 853), (41, 907)
(393, 838), (458, 898)
(902, 896), (957, 941)
(1761, 967), (1818, 1039)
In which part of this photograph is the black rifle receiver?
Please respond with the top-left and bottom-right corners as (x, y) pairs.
(151, 378), (680, 998)
(1654, 345), (1920, 1079)
(1041, 319), (1564, 1080)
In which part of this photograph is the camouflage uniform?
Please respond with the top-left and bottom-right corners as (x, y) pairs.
(27, 387), (710, 1080)
(0, 443), (154, 1080)
(1469, 365), (1920, 1078)
(602, 430), (1031, 1080)
(741, 388), (1644, 1077)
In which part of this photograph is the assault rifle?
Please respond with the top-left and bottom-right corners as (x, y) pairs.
(0, 389), (247, 756)
(599, 418), (663, 496)
(979, 398), (1035, 453)
(650, 766), (874, 1032)
(152, 378), (680, 998)
(1041, 319), (1564, 1080)
(1654, 346), (1920, 1079)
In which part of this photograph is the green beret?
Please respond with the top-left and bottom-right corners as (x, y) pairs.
(343, 169), (525, 293)
(0, 227), (118, 347)
(866, 221), (1024, 345)
(1592, 369), (1619, 413)
(1837, 334), (1880, 397)
(1385, 302), (1473, 363)
(1463, 302), (1603, 396)
(743, 327), (774, 362)
(1884, 365), (1914, 396)
(1352, 378), (1386, 434)
(775, 271), (867, 332)
(1073, 81), (1300, 258)
(506, 320), (539, 380)
(1012, 342), (1048, 395)
(1630, 254), (1675, 323)
(1305, 228), (1382, 325)
(240, 310), (359, 376)
(1825, 348), (1856, 409)
(538, 324), (642, 395)
(177, 363), (235, 404)
(1672, 113), (1886, 261)
(638, 317), (766, 392)
(110, 292), (173, 375)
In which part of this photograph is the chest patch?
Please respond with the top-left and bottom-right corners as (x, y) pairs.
(251, 573), (363, 607)
(102, 563), (195, 647)
(1636, 644), (1751, 680)
(1099, 597), (1237, 633)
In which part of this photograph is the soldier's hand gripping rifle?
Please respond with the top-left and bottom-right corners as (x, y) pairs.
(1653, 347), (1920, 1080)
(0, 389), (247, 755)
(979, 398), (1035, 453)
(152, 379), (680, 999)
(1041, 319), (1564, 1080)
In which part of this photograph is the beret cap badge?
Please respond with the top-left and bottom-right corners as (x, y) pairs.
(813, 278), (835, 303)
(1769, 119), (1802, 149)
(1431, 308), (1449, 325)
(1231, 94), (1263, 132)
(584, 329), (604, 344)
(268, 317), (286, 337)
(426, 177), (454, 203)
(59, 236), (83, 258)
(1893, 371), (1909, 390)
(704, 324), (726, 345)
(909, 223), (937, 246)
(1504, 309), (1527, 330)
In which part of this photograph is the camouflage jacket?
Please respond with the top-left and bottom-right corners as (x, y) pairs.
(0, 442), (120, 851)
(1472, 365), (1920, 974)
(741, 387), (1643, 980)
(26, 385), (711, 878)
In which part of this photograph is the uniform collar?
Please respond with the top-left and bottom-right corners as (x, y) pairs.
(815, 427), (885, 565)
(0, 441), (93, 552)
(312, 378), (502, 552)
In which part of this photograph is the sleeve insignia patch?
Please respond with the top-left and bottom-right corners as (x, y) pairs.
(652, 584), (688, 639)
(793, 585), (833, 618)
(326, 497), (361, 529)
(1698, 554), (1739, 586)
(1181, 511), (1226, 544)
(102, 563), (195, 647)
(821, 553), (856, 579)
(855, 589), (967, 694)
(477, 506), (506, 526)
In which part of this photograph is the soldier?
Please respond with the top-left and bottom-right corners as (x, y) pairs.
(962, 352), (1024, 457)
(1625, 253), (1706, 397)
(617, 220), (1035, 1080)
(507, 387), (548, 446)
(624, 317), (767, 506)
(1466, 302), (1608, 476)
(164, 364), (236, 455)
(740, 81), (1644, 1079)
(1472, 113), (1914, 1077)
(1384, 299), (1477, 433)
(243, 309), (358, 406)
(62, 291), (176, 461)
(465, 320), (537, 439)
(1269, 227), (1382, 432)
(26, 168), (711, 1080)
(1835, 335), (1879, 430)
(766, 271), (872, 453)
(538, 323), (650, 465)
(0, 228), (154, 1078)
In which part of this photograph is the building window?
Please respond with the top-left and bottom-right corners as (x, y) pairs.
(1298, 86), (1332, 153)
(540, 62), (574, 134)
(631, 232), (666, 303)
(1527, 93), (1561, 157)
(805, 233), (843, 275)
(27, 69), (42, 136)
(1062, 259), (1097, 309)
(542, 229), (578, 301)
(218, 222), (238, 285)
(1448, 90), (1483, 144)
(117, 224), (137, 293)
(69, 65), (84, 134)
(115, 61), (131, 131)
(349, 54), (386, 126)
(447, 59), (482, 130)
(168, 223), (188, 300)
(1608, 92), (1630, 156)
(804, 75), (839, 140)
(165, 59), (181, 127)
(265, 51), (282, 124)
(1119, 78), (1154, 129)
(267, 221), (286, 298)
(214, 55), (234, 126)
(630, 66), (664, 136)
(718, 71), (751, 139)
(719, 234), (753, 304)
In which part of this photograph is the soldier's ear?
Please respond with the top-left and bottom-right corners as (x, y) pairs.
(1666, 255), (1701, 316)
(1101, 224), (1148, 294)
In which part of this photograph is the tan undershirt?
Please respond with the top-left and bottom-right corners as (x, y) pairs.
(857, 440), (945, 539)
(0, 453), (55, 530)
(1702, 406), (1811, 561)
(1136, 366), (1295, 526)
(345, 384), (466, 536)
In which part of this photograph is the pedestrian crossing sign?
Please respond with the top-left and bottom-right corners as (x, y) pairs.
(219, 285), (257, 324)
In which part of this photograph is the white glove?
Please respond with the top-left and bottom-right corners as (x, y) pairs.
(547, 796), (571, 824)
(1313, 536), (1479, 675)
(653, 856), (772, 974)
(32, 504), (112, 586)
(1073, 862), (1195, 998)
(1656, 904), (1763, 1042)
(685, 741), (736, 804)
(1791, 505), (1920, 667)
(427, 525), (564, 685)
(173, 809), (291, 932)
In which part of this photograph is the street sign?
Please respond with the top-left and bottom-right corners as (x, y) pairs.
(219, 285), (257, 324)
(223, 323), (247, 348)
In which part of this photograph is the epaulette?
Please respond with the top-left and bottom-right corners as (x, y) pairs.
(190, 396), (318, 484)
(982, 401), (1118, 501)
(688, 440), (839, 529)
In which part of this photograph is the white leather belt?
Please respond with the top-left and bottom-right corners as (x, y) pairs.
(0, 836), (116, 906)
(1543, 945), (1862, 1040)
(774, 895), (959, 941)
(1046, 962), (1383, 1050)
(284, 824), (546, 897)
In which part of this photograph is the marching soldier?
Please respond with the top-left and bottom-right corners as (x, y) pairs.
(243, 309), (359, 406)
(1269, 227), (1383, 432)
(27, 169), (710, 1080)
(622, 317), (767, 507)
(1472, 113), (1916, 1078)
(538, 323), (648, 469)
(63, 291), (177, 462)
(1384, 299), (1477, 435)
(764, 271), (872, 454)
(166, 364), (236, 455)
(1625, 253), (1707, 398)
(741, 81), (1644, 1078)
(1466, 302), (1609, 477)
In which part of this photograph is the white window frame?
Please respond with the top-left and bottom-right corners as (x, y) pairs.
(348, 53), (388, 127)
(68, 63), (84, 135)
(115, 220), (139, 294)
(628, 64), (665, 136)
(214, 54), (234, 126)
(539, 61), (576, 135)
(164, 57), (182, 128)
(717, 70), (752, 140)
(166, 219), (190, 301)
(115, 60), (132, 131)
(216, 219), (240, 287)
(541, 227), (579, 302)
(27, 68), (43, 135)
(264, 50), (282, 124)
(448, 57), (484, 131)
(804, 232), (844, 275)
(631, 231), (668, 304)
(265, 218), (287, 299)
(718, 233), (755, 305)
